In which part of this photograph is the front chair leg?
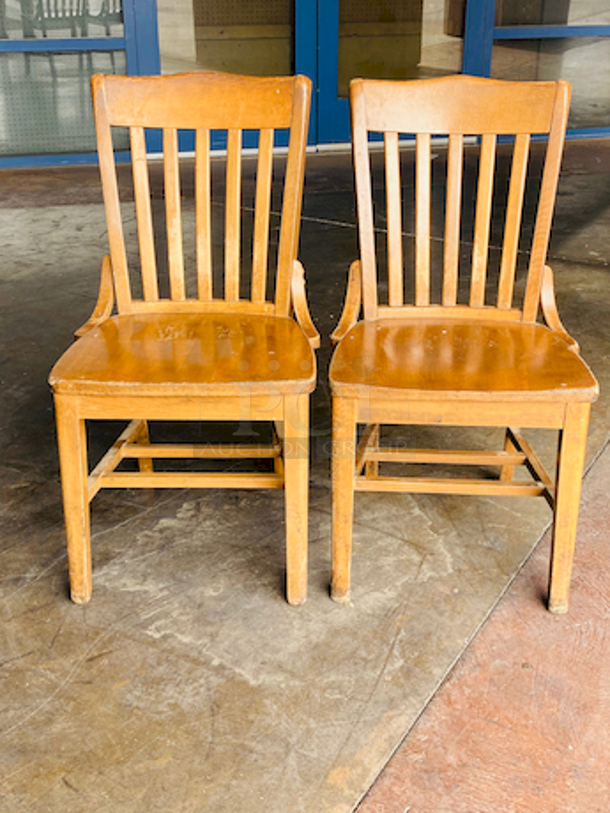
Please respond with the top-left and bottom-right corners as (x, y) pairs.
(548, 402), (591, 614)
(54, 394), (92, 603)
(283, 394), (309, 606)
(331, 396), (357, 603)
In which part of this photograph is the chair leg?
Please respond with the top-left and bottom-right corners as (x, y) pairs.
(283, 394), (309, 606)
(134, 419), (154, 473)
(54, 394), (92, 604)
(273, 421), (285, 477)
(365, 423), (380, 478)
(331, 396), (357, 603)
(500, 427), (517, 482)
(548, 402), (591, 614)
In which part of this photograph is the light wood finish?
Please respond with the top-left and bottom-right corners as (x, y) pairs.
(195, 128), (213, 300)
(330, 75), (598, 613)
(548, 403), (591, 613)
(74, 254), (114, 338)
(330, 259), (362, 345)
(252, 129), (274, 303)
(331, 396), (357, 603)
(415, 132), (431, 306)
(442, 134), (463, 306)
(50, 71), (317, 605)
(497, 133), (529, 310)
(329, 320), (597, 402)
(470, 133), (496, 307)
(130, 128), (159, 301)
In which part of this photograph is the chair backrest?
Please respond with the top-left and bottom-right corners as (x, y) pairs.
(33, 0), (87, 29)
(92, 71), (311, 317)
(350, 75), (570, 323)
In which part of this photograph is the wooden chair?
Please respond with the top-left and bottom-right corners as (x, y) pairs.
(329, 76), (598, 613)
(49, 72), (318, 606)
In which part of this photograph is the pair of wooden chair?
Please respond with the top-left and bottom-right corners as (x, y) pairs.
(49, 72), (598, 613)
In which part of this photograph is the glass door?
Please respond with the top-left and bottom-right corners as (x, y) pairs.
(465, 0), (610, 134)
(151, 0), (315, 149)
(157, 0), (294, 76)
(0, 0), (133, 164)
(318, 0), (466, 143)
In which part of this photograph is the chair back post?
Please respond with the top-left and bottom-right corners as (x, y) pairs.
(351, 78), (379, 321)
(275, 75), (311, 316)
(522, 80), (571, 322)
(92, 74), (133, 314)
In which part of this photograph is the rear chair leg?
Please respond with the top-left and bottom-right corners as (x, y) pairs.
(365, 423), (380, 478)
(283, 394), (309, 606)
(331, 396), (357, 603)
(134, 419), (154, 473)
(500, 427), (517, 482)
(548, 402), (591, 614)
(54, 394), (92, 603)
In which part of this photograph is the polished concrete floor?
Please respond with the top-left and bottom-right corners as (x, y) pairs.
(1, 140), (609, 812)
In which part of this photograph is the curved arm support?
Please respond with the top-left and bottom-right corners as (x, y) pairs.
(540, 264), (579, 353)
(291, 260), (320, 349)
(331, 260), (362, 346)
(74, 255), (115, 339)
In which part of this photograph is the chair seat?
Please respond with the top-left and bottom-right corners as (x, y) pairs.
(329, 319), (598, 402)
(50, 312), (316, 397)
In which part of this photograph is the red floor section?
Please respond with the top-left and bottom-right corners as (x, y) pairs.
(358, 444), (610, 813)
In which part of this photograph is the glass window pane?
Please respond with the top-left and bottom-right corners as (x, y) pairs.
(496, 0), (610, 26)
(157, 0), (293, 76)
(338, 0), (463, 98)
(0, 0), (124, 40)
(0, 50), (128, 156)
(491, 36), (610, 128)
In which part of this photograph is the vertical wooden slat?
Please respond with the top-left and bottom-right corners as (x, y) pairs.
(130, 127), (159, 301)
(225, 128), (242, 302)
(497, 133), (530, 309)
(442, 133), (463, 306)
(195, 128), (213, 300)
(252, 128), (274, 303)
(415, 132), (431, 306)
(470, 133), (497, 307)
(163, 128), (186, 301)
(385, 131), (403, 307)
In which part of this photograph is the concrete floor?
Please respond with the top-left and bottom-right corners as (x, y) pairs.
(1, 139), (609, 812)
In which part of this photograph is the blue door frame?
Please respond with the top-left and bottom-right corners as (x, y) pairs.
(2, 0), (609, 167)
(464, 0), (610, 138)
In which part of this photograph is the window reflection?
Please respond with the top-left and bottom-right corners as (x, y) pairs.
(338, 0), (463, 97)
(157, 0), (293, 75)
(0, 50), (128, 155)
(0, 0), (123, 40)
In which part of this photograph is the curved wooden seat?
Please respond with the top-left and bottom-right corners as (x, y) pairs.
(51, 313), (316, 397)
(330, 318), (597, 402)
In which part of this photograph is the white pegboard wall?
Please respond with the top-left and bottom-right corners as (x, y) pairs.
(193, 0), (292, 27)
(340, 0), (423, 24)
